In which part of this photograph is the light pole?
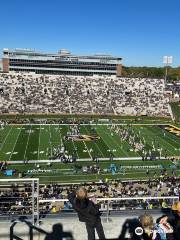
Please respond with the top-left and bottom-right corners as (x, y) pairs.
(163, 56), (173, 84)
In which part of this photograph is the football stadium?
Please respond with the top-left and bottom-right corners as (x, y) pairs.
(0, 70), (179, 183)
(0, 1), (180, 238)
(0, 66), (179, 239)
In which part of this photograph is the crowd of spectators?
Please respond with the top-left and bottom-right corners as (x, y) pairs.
(0, 177), (179, 218)
(0, 73), (170, 116)
(166, 82), (180, 100)
(38, 177), (180, 201)
(0, 183), (32, 216)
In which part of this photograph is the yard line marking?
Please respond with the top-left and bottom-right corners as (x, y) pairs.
(0, 126), (13, 151)
(83, 126), (105, 158)
(58, 124), (63, 146)
(159, 127), (180, 145)
(9, 126), (22, 161)
(60, 125), (80, 159)
(67, 125), (80, 159)
(72, 140), (79, 159)
(161, 132), (180, 147)
(99, 125), (129, 157)
(38, 125), (41, 161)
(23, 125), (32, 161)
(83, 141), (92, 159)
(49, 125), (53, 158)
(156, 135), (178, 155)
(144, 126), (176, 156)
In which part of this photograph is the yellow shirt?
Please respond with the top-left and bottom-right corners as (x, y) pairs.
(51, 207), (57, 213)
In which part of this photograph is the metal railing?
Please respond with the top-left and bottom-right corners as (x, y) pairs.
(0, 178), (179, 225)
(39, 196), (179, 222)
(0, 178), (39, 225)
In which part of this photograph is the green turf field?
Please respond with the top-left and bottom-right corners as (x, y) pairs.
(0, 124), (179, 162)
(1, 159), (179, 183)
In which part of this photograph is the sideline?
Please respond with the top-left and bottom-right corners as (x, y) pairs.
(7, 156), (168, 164)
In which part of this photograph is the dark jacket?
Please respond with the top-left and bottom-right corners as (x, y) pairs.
(68, 191), (101, 225)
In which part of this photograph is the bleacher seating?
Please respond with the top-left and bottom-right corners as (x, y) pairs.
(0, 73), (170, 116)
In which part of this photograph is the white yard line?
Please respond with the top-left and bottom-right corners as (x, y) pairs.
(58, 125), (63, 146)
(145, 127), (177, 156)
(23, 125), (32, 161)
(8, 126), (22, 161)
(37, 125), (41, 161)
(0, 126), (13, 151)
(83, 126), (105, 158)
(93, 140), (105, 158)
(156, 135), (178, 155)
(59, 125), (80, 159)
(48, 125), (53, 157)
(162, 129), (180, 145)
(103, 126), (129, 157)
(67, 125), (80, 159)
(72, 140), (80, 159)
(83, 141), (92, 159)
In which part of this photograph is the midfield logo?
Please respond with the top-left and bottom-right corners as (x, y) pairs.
(66, 134), (100, 142)
(162, 125), (180, 137)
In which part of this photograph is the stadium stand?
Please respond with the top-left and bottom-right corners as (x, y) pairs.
(166, 82), (180, 99)
(0, 177), (179, 218)
(0, 73), (170, 117)
(0, 177), (179, 239)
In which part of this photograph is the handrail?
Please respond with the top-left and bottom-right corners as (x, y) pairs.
(39, 196), (179, 203)
(0, 178), (39, 182)
(39, 196), (179, 223)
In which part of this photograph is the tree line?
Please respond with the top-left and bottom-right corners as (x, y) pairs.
(122, 66), (180, 81)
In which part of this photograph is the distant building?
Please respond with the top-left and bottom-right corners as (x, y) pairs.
(2, 48), (122, 76)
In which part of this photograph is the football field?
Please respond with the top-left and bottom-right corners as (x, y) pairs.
(0, 124), (179, 162)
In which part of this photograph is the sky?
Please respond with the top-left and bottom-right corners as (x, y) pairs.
(0, 0), (179, 67)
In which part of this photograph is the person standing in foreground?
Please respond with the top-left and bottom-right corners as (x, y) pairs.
(68, 187), (105, 240)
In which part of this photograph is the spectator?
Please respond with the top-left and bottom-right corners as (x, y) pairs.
(68, 187), (105, 240)
(159, 201), (180, 240)
(139, 214), (154, 240)
(118, 214), (155, 240)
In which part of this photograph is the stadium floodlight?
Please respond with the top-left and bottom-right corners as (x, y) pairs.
(163, 56), (173, 64)
(163, 56), (173, 83)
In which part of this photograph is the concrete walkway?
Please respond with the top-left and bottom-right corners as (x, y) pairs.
(0, 213), (162, 240)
